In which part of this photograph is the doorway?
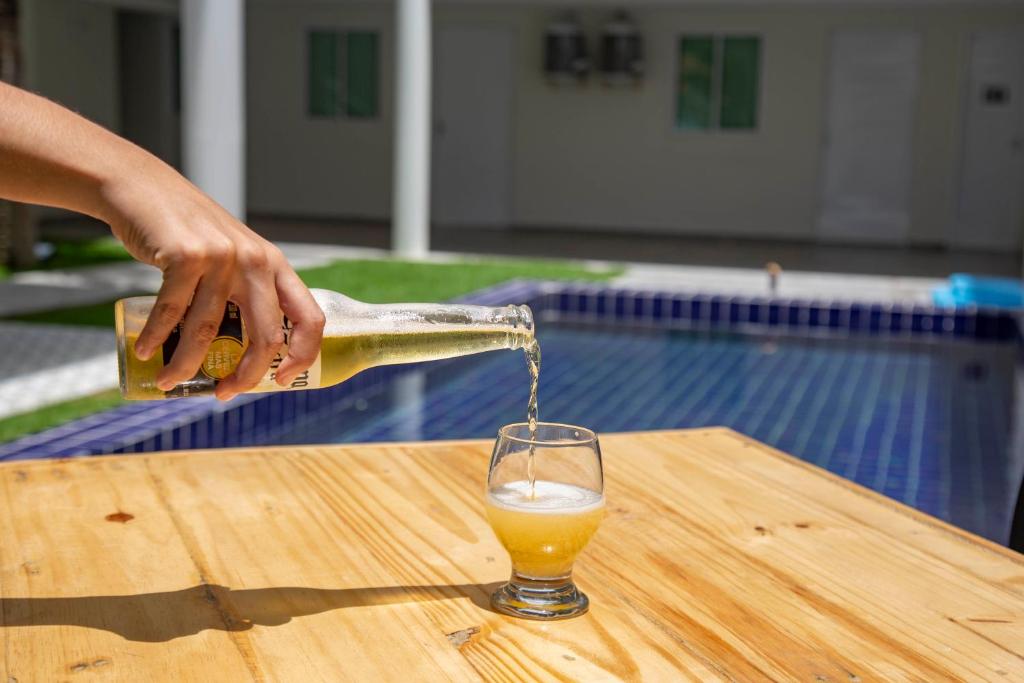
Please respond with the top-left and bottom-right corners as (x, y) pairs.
(818, 29), (921, 244)
(432, 26), (514, 228)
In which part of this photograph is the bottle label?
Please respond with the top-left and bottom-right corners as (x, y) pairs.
(162, 302), (322, 397)
(256, 316), (323, 393)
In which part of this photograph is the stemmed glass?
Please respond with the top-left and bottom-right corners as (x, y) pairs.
(485, 422), (605, 620)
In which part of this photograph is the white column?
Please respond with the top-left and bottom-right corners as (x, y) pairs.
(181, 0), (245, 220)
(392, 0), (431, 258)
(391, 371), (426, 442)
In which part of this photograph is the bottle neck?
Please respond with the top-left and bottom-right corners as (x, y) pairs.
(314, 289), (535, 348)
(311, 290), (535, 370)
(493, 304), (535, 350)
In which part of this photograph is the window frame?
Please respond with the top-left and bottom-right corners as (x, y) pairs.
(305, 27), (381, 122)
(674, 32), (763, 134)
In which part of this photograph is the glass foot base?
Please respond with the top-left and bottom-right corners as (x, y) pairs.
(490, 575), (589, 620)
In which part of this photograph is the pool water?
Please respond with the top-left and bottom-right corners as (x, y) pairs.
(273, 323), (1022, 544)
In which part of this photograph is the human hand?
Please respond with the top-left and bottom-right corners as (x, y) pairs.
(0, 83), (324, 399)
(100, 167), (325, 401)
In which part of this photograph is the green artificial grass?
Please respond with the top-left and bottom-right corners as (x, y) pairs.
(297, 257), (620, 303)
(11, 299), (122, 328)
(0, 237), (130, 282)
(35, 237), (133, 271)
(0, 257), (621, 443)
(0, 390), (127, 444)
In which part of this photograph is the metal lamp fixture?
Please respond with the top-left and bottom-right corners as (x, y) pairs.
(600, 11), (643, 85)
(544, 12), (590, 84)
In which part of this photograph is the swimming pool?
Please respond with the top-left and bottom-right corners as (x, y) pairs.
(272, 322), (1019, 544)
(3, 280), (1020, 544)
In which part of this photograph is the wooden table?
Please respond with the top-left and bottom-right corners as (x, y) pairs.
(0, 429), (1022, 681)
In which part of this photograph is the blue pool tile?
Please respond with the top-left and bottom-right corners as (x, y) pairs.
(786, 304), (801, 327)
(869, 306), (883, 334)
(651, 297), (665, 320)
(827, 308), (840, 329)
(889, 310), (904, 334)
(848, 305), (864, 331)
(670, 297), (685, 321)
(614, 293), (627, 319)
(710, 299), (723, 324)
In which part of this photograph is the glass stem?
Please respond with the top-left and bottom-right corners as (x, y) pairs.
(510, 571), (573, 594)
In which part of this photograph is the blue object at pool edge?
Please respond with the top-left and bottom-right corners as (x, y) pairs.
(933, 273), (1024, 309)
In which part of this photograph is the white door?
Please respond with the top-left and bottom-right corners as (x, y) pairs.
(956, 31), (1024, 250)
(818, 30), (921, 244)
(433, 27), (514, 227)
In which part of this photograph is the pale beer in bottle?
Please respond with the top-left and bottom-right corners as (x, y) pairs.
(115, 289), (534, 399)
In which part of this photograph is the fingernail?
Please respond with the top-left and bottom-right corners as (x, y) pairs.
(276, 373), (293, 387)
(156, 373), (175, 391)
(135, 344), (152, 361)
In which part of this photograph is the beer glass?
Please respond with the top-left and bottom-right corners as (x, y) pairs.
(486, 422), (604, 620)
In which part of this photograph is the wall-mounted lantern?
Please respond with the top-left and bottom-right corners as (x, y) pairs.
(600, 11), (643, 85)
(544, 13), (589, 84)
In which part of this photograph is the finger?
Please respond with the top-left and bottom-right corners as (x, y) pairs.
(215, 285), (285, 401)
(134, 267), (201, 361)
(272, 268), (325, 387)
(156, 274), (232, 391)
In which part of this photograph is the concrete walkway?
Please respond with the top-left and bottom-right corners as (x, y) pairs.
(613, 263), (940, 304)
(0, 242), (945, 421)
(0, 323), (117, 419)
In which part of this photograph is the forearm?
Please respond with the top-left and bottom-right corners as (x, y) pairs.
(0, 82), (174, 223)
(0, 82), (324, 396)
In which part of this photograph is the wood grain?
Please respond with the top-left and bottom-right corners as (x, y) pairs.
(0, 429), (1021, 681)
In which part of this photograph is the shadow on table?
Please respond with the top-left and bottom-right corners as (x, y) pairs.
(0, 582), (503, 642)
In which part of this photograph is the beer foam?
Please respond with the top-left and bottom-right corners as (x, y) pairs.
(487, 480), (604, 514)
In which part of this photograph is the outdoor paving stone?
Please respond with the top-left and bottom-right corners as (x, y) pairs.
(0, 322), (117, 419)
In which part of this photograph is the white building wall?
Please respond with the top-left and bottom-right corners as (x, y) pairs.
(244, 3), (1024, 246)
(19, 0), (121, 221)
(247, 2), (394, 220)
(17, 1), (1024, 247)
(118, 11), (180, 170)
(504, 4), (1024, 247)
(23, 0), (121, 133)
(508, 6), (823, 241)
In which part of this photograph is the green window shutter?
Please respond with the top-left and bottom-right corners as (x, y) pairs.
(677, 36), (714, 130)
(346, 31), (379, 118)
(309, 31), (339, 117)
(720, 37), (760, 129)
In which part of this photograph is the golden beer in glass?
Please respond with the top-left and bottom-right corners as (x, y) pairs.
(486, 423), (604, 620)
